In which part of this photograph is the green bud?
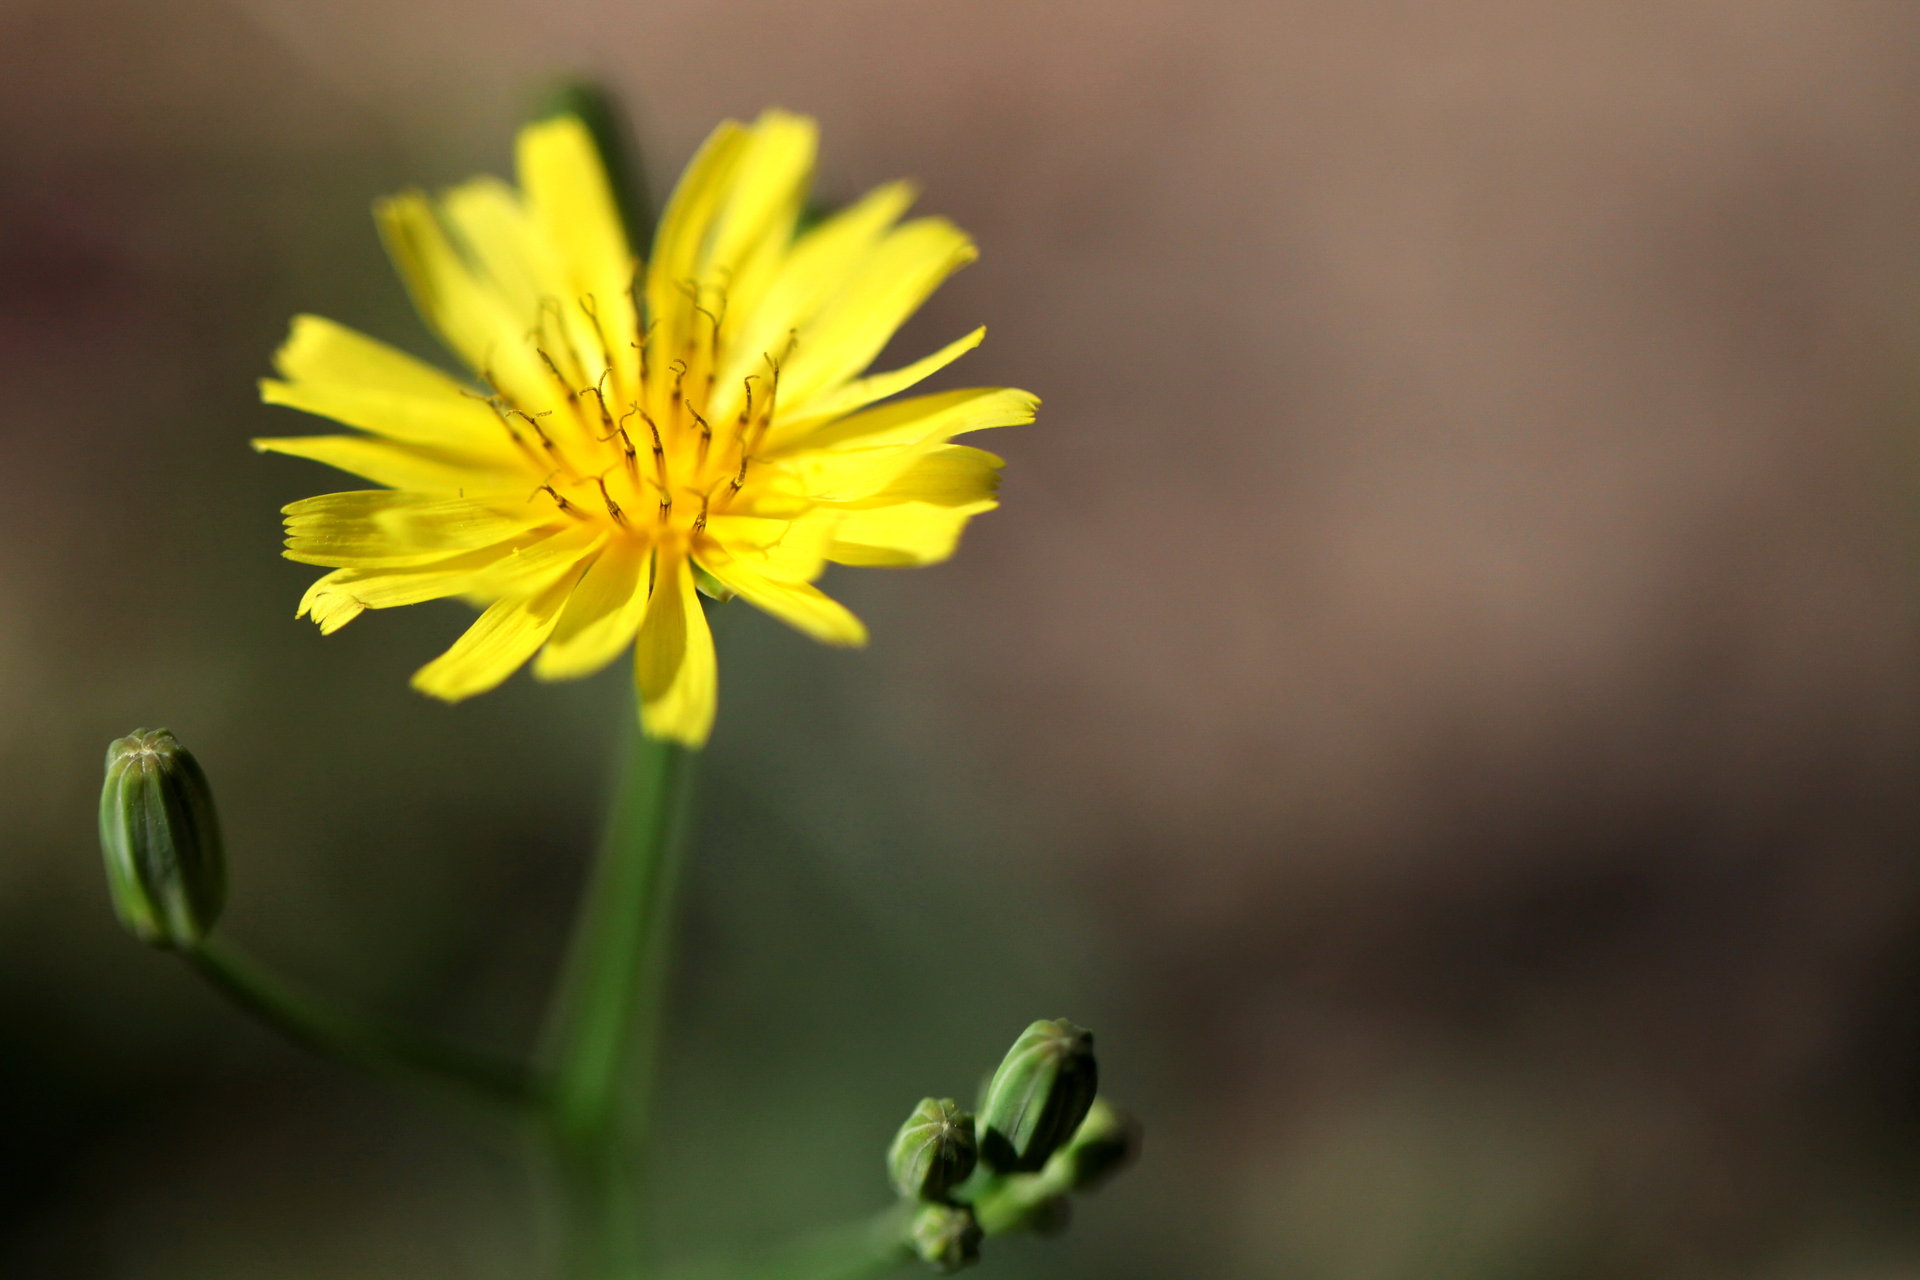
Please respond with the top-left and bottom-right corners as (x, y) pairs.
(1049, 1098), (1142, 1191)
(889, 1097), (978, 1202)
(909, 1203), (982, 1274)
(98, 728), (226, 949)
(977, 1019), (1098, 1174)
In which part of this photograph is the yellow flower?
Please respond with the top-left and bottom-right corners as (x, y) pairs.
(257, 110), (1036, 746)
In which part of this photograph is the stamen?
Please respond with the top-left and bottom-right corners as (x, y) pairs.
(593, 474), (628, 526)
(692, 299), (722, 402)
(607, 404), (642, 481)
(668, 359), (688, 419)
(577, 368), (616, 431)
(508, 408), (557, 452)
(538, 297), (592, 387)
(529, 472), (576, 515)
(578, 294), (615, 380)
(463, 388), (544, 465)
(752, 344), (789, 450)
(689, 404), (712, 470)
(638, 406), (671, 507)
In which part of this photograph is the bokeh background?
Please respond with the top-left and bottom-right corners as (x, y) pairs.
(8, 1), (1920, 1276)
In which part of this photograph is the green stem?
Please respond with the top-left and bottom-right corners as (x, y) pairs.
(184, 942), (536, 1115)
(971, 1168), (1071, 1236)
(663, 1206), (914, 1280)
(541, 722), (696, 1276)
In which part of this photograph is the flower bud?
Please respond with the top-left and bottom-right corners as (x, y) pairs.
(1049, 1098), (1142, 1191)
(98, 728), (226, 949)
(977, 1019), (1098, 1173)
(889, 1097), (978, 1202)
(909, 1203), (982, 1274)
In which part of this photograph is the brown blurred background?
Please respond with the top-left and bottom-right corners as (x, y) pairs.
(7, 0), (1920, 1276)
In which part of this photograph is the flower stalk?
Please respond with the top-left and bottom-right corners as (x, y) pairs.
(541, 718), (697, 1276)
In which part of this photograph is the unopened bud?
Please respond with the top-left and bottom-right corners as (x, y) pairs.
(909, 1203), (982, 1274)
(977, 1019), (1098, 1173)
(98, 729), (226, 949)
(1050, 1098), (1142, 1191)
(889, 1097), (978, 1202)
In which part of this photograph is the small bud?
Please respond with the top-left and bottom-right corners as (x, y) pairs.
(889, 1097), (978, 1202)
(977, 1019), (1098, 1173)
(1049, 1098), (1142, 1191)
(98, 728), (226, 949)
(909, 1203), (982, 1274)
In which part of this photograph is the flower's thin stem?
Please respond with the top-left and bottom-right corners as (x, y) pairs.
(184, 942), (537, 1115)
(662, 1205), (915, 1280)
(541, 721), (696, 1277)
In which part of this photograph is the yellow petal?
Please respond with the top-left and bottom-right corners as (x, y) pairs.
(702, 506), (839, 582)
(701, 550), (867, 646)
(633, 553), (717, 747)
(252, 435), (518, 492)
(817, 446), (1002, 567)
(776, 389), (1035, 500)
(533, 539), (654, 681)
(783, 386), (1038, 456)
(718, 181), (917, 393)
(273, 313), (460, 399)
(837, 444), (1004, 508)
(517, 116), (640, 389)
(467, 525), (608, 595)
(294, 527), (580, 625)
(773, 327), (983, 439)
(375, 496), (562, 554)
(282, 492), (472, 568)
(438, 176), (549, 318)
(826, 502), (988, 567)
(775, 217), (977, 407)
(645, 121), (748, 361)
(411, 568), (581, 702)
(519, 116), (635, 302)
(261, 315), (516, 453)
(376, 191), (547, 406)
(705, 110), (816, 282)
(296, 571), (368, 634)
(281, 491), (557, 568)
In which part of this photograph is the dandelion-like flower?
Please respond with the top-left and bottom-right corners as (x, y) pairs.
(257, 110), (1035, 746)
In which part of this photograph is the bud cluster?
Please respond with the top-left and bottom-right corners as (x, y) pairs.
(885, 1018), (1141, 1273)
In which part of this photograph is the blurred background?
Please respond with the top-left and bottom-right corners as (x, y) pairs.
(7, 1), (1920, 1276)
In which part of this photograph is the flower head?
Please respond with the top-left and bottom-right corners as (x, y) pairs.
(257, 110), (1035, 745)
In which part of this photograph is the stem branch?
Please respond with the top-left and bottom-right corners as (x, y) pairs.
(185, 942), (536, 1114)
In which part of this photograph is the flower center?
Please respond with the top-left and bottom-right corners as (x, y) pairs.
(479, 283), (791, 547)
